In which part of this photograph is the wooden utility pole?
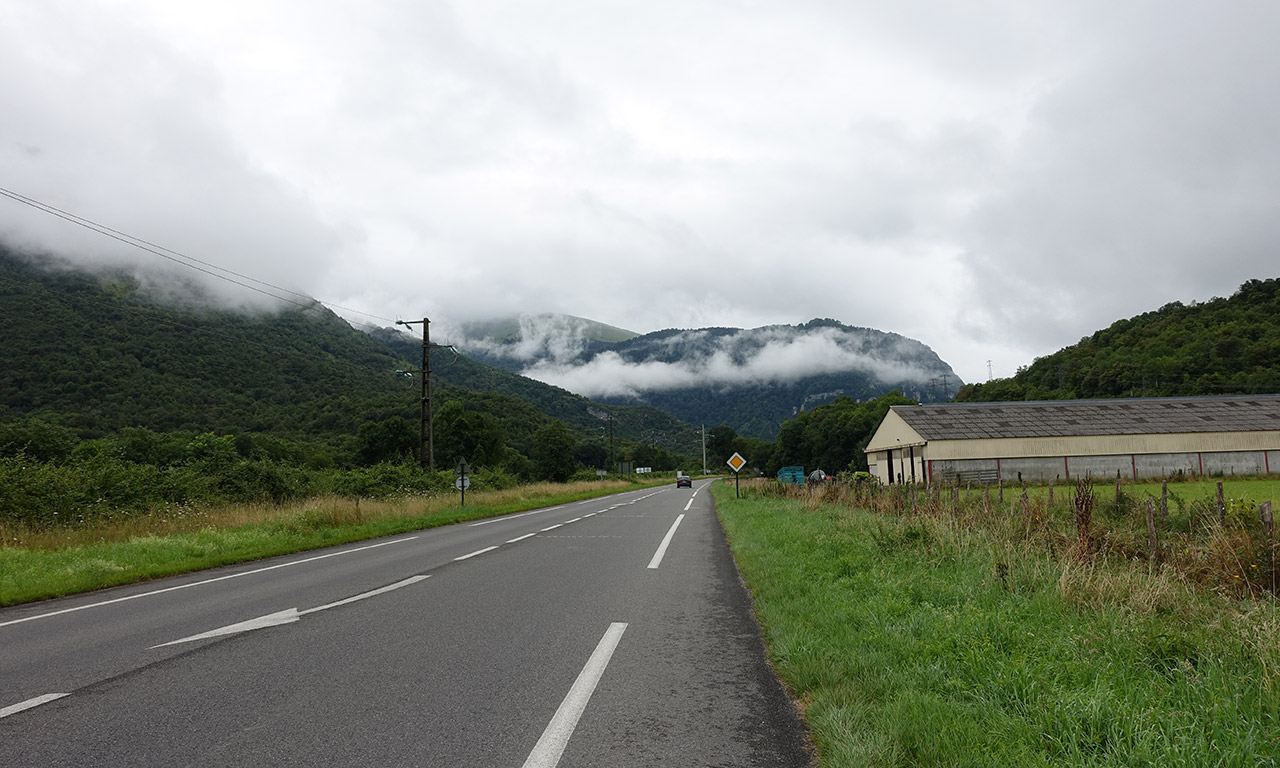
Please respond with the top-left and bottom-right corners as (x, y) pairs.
(397, 317), (451, 471)
(423, 318), (433, 471)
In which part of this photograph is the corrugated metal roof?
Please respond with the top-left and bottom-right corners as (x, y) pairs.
(893, 395), (1280, 440)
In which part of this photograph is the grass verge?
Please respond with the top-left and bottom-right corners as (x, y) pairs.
(0, 478), (665, 606)
(713, 482), (1280, 767)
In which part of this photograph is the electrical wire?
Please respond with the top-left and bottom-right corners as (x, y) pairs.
(0, 185), (400, 325)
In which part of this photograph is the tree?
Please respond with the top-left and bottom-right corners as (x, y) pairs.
(356, 416), (417, 466)
(0, 417), (79, 462)
(574, 440), (609, 469)
(434, 400), (507, 468)
(707, 425), (737, 465)
(531, 421), (577, 482)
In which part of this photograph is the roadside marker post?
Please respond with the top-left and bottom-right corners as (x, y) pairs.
(727, 452), (747, 498)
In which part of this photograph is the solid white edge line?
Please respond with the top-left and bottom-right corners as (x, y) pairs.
(521, 623), (628, 768)
(454, 546), (499, 561)
(0, 537), (421, 629)
(506, 532), (538, 543)
(0, 693), (70, 719)
(647, 514), (686, 570)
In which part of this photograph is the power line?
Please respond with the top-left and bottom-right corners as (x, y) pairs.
(0, 186), (399, 325)
(0, 270), (415, 386)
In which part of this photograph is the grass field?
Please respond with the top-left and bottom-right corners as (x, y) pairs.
(714, 478), (1280, 767)
(0, 478), (667, 606)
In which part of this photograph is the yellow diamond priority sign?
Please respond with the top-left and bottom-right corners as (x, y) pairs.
(727, 452), (747, 473)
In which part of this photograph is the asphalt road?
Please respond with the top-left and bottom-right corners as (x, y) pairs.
(0, 480), (812, 767)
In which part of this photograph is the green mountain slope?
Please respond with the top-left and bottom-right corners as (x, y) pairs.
(0, 249), (701, 460)
(955, 278), (1280, 402)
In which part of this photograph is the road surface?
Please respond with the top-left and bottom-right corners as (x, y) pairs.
(0, 480), (811, 766)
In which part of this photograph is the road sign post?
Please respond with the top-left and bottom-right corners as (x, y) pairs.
(727, 452), (747, 498)
(455, 459), (471, 506)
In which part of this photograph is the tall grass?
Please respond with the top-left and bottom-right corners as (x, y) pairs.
(715, 478), (1280, 767)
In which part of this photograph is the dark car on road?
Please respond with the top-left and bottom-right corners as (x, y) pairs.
(676, 474), (692, 488)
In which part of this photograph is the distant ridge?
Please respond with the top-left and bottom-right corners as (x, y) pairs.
(457, 314), (638, 344)
(449, 315), (961, 440)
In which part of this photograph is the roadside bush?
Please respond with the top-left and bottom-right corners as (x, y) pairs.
(0, 454), (203, 527)
(212, 460), (310, 505)
(0, 417), (79, 462)
(321, 462), (451, 499)
(471, 467), (519, 491)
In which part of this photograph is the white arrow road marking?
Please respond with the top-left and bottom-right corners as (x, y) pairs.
(152, 609), (301, 648)
(647, 515), (685, 570)
(298, 575), (430, 615)
(151, 575), (430, 648)
(521, 623), (628, 768)
(0, 693), (70, 720)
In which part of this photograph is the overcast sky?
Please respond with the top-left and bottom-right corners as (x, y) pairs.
(3, 0), (1278, 384)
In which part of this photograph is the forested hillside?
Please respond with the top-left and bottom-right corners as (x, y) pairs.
(0, 249), (701, 468)
(0, 250), (410, 446)
(956, 278), (1280, 402)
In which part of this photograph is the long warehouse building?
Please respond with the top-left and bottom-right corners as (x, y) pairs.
(864, 395), (1280, 485)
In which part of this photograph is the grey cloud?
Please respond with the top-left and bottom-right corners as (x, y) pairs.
(959, 1), (1280, 350)
(0, 2), (354, 310)
(3, 1), (1277, 387)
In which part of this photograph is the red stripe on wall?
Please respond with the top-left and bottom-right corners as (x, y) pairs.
(1198, 453), (1204, 476)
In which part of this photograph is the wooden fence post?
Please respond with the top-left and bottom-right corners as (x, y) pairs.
(1217, 482), (1226, 525)
(1261, 501), (1275, 596)
(1145, 498), (1159, 570)
(1161, 481), (1168, 522)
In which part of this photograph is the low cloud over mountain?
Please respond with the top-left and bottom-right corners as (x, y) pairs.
(450, 315), (959, 439)
(521, 325), (940, 399)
